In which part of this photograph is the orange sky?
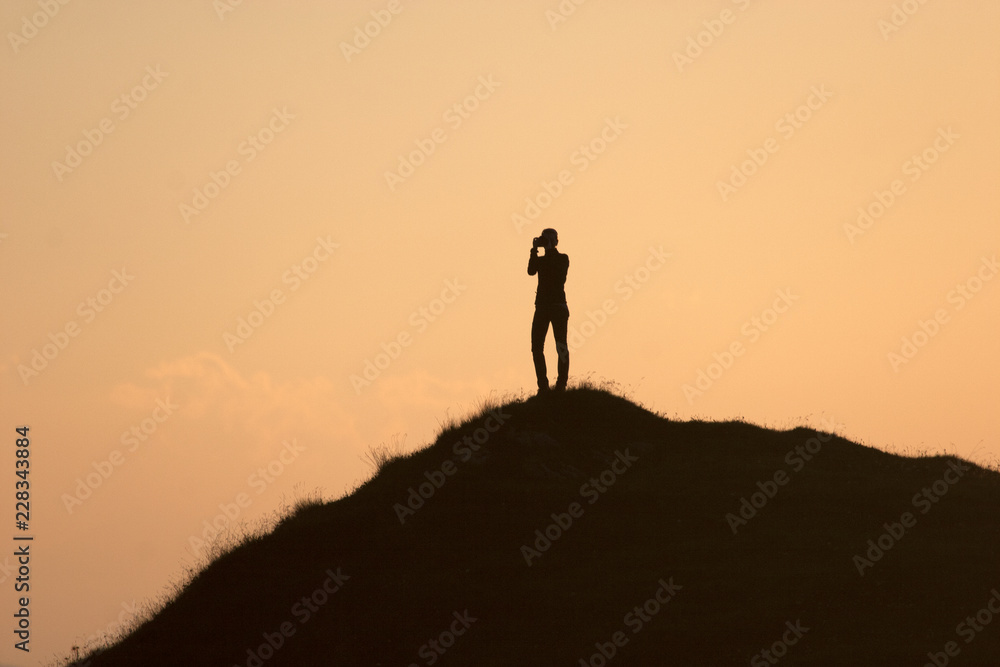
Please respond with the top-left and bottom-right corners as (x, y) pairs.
(2, 1), (998, 663)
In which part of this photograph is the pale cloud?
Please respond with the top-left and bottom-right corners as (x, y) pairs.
(110, 351), (360, 457)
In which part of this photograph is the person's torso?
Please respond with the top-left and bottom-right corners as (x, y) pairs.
(535, 252), (569, 304)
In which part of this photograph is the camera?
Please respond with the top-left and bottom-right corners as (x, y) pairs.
(533, 236), (550, 249)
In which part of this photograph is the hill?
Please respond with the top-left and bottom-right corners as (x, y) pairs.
(75, 387), (1000, 665)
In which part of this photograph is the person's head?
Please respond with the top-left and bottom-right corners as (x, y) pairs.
(541, 228), (559, 248)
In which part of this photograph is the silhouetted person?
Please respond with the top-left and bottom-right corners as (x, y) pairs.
(527, 228), (569, 393)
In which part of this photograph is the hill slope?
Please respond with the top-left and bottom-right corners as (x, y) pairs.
(79, 388), (1000, 666)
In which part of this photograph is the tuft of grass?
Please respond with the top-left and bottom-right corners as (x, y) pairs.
(289, 484), (326, 514)
(431, 388), (526, 446)
(434, 389), (526, 436)
(360, 433), (408, 476)
(273, 484), (329, 528)
(571, 374), (650, 406)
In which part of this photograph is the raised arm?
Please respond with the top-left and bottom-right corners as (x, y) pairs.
(527, 247), (539, 275)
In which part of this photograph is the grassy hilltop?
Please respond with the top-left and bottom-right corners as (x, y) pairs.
(74, 386), (1000, 666)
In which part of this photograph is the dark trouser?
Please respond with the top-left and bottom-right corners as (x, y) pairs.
(531, 302), (569, 390)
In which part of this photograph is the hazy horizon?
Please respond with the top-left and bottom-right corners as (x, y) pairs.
(2, 0), (998, 663)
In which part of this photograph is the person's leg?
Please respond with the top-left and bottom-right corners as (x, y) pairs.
(552, 303), (569, 390)
(531, 306), (551, 391)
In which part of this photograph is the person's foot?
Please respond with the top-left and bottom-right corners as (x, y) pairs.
(537, 383), (550, 395)
(553, 381), (566, 391)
